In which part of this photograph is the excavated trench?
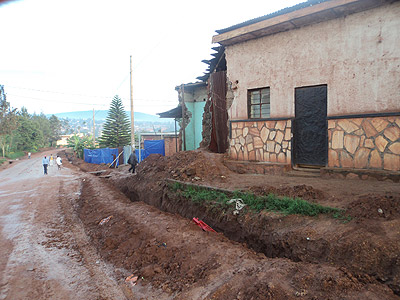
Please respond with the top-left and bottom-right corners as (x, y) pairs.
(62, 149), (400, 297)
(111, 177), (400, 296)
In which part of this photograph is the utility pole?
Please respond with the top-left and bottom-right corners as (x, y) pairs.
(92, 108), (95, 146)
(130, 55), (135, 150)
(181, 84), (186, 151)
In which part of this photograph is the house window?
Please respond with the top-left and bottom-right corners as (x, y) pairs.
(248, 87), (270, 119)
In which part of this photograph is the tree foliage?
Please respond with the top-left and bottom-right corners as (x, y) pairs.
(99, 95), (130, 148)
(0, 86), (66, 157)
(67, 135), (93, 158)
(49, 114), (62, 146)
(15, 116), (43, 151)
(0, 85), (18, 156)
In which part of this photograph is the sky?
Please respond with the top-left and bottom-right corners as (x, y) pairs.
(0, 0), (303, 116)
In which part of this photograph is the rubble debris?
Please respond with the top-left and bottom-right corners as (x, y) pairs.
(99, 215), (113, 225)
(227, 198), (246, 215)
(125, 274), (138, 287)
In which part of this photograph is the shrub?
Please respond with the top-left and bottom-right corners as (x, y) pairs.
(169, 182), (349, 219)
(6, 151), (25, 159)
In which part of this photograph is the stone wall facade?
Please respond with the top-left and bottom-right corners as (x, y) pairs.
(328, 115), (400, 171)
(230, 119), (292, 164)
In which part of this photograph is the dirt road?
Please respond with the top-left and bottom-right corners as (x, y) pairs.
(0, 151), (127, 300)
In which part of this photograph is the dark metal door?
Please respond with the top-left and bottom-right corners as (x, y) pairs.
(293, 85), (328, 167)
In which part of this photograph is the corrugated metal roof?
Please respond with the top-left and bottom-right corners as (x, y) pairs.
(196, 46), (225, 82)
(215, 0), (331, 34)
(157, 106), (182, 119)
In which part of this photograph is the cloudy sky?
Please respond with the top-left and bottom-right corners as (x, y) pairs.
(0, 0), (302, 116)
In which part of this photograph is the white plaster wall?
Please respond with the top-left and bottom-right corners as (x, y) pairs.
(183, 87), (207, 103)
(226, 3), (400, 119)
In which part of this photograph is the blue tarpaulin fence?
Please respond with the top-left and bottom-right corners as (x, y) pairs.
(135, 140), (165, 163)
(84, 148), (119, 166)
(84, 140), (165, 165)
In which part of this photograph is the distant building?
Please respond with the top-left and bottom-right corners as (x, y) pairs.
(139, 132), (180, 156)
(56, 133), (84, 146)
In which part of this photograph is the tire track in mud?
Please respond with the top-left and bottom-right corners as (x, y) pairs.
(55, 175), (130, 300)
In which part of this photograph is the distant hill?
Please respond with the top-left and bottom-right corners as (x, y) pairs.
(50, 110), (172, 122)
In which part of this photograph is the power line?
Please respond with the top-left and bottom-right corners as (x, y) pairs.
(7, 85), (111, 99)
(7, 93), (177, 105)
(7, 94), (109, 107)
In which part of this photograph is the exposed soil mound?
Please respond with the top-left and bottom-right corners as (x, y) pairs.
(248, 184), (327, 201)
(347, 193), (400, 220)
(137, 150), (232, 183)
(64, 151), (112, 174)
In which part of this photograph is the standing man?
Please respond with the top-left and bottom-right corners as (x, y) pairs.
(127, 151), (138, 174)
(56, 155), (62, 170)
(28, 152), (31, 159)
(42, 155), (49, 175)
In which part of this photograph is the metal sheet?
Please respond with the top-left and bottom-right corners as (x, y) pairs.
(210, 71), (229, 153)
(294, 85), (328, 167)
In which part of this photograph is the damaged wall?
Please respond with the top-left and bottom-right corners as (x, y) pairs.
(178, 84), (207, 151)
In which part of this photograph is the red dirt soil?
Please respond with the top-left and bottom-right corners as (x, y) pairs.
(64, 149), (400, 299)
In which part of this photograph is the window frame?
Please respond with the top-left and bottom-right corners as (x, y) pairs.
(247, 87), (270, 119)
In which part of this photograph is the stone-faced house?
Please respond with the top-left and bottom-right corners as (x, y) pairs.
(212, 0), (400, 172)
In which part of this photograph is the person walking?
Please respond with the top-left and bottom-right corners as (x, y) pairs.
(42, 155), (49, 175)
(49, 154), (54, 167)
(56, 155), (62, 170)
(28, 152), (31, 159)
(127, 151), (138, 174)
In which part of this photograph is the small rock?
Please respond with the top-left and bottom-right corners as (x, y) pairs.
(378, 208), (383, 214)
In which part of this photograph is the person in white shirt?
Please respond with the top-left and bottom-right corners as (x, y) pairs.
(56, 156), (62, 170)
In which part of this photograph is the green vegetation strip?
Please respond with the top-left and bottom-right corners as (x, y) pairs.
(6, 151), (25, 159)
(169, 182), (349, 220)
(0, 158), (6, 165)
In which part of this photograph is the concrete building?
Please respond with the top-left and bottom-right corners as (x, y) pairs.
(212, 0), (400, 172)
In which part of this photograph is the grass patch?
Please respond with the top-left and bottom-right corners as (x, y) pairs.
(0, 158), (6, 166)
(169, 182), (349, 219)
(6, 151), (26, 159)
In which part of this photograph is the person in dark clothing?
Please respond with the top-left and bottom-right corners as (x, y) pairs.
(127, 151), (138, 174)
(42, 155), (49, 175)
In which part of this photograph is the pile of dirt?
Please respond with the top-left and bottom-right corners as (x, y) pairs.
(347, 193), (400, 220)
(63, 151), (114, 175)
(136, 150), (232, 183)
(248, 184), (327, 201)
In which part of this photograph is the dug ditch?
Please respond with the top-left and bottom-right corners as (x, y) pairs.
(110, 174), (400, 296)
(64, 150), (400, 297)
